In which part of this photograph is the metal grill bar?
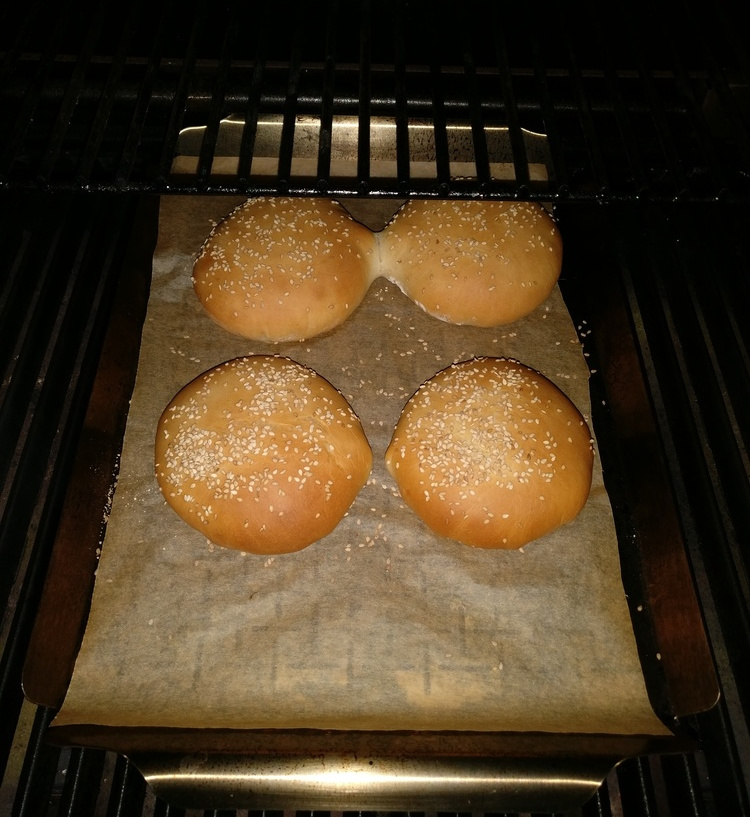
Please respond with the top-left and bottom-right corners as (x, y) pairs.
(194, 7), (239, 186)
(651, 2), (733, 195)
(36, 4), (116, 184)
(458, 18), (491, 189)
(317, 1), (339, 186)
(51, 747), (100, 815)
(426, 34), (451, 191)
(488, 7), (530, 191)
(356, 1), (372, 189)
(393, 5), (410, 192)
(76, 3), (141, 182)
(237, 16), (268, 184)
(637, 209), (750, 662)
(0, 205), (74, 590)
(115, 5), (171, 185)
(0, 2), (68, 181)
(530, 41), (568, 195)
(555, 8), (609, 196)
(589, 11), (648, 196)
(678, 8), (750, 166)
(619, 11), (690, 198)
(156, 6), (207, 183)
(278, 6), (306, 188)
(12, 706), (58, 817)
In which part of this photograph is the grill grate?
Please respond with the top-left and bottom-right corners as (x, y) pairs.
(1, 0), (749, 200)
(2, 0), (750, 814)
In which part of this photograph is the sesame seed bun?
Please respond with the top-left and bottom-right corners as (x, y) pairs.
(192, 197), (378, 342)
(380, 200), (562, 327)
(155, 355), (372, 554)
(384, 357), (593, 549)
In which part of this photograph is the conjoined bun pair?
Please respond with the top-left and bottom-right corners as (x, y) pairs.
(155, 356), (593, 556)
(192, 197), (563, 342)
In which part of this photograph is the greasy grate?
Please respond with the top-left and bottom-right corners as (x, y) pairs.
(0, 0), (749, 200)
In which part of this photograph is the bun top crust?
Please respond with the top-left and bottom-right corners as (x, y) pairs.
(385, 357), (593, 549)
(192, 197), (378, 342)
(380, 200), (562, 326)
(192, 197), (563, 339)
(154, 355), (372, 554)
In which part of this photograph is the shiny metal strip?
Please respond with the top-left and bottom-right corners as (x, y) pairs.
(135, 752), (614, 813)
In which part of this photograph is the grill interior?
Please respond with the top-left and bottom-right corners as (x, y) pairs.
(2, 0), (749, 200)
(2, 1), (750, 815)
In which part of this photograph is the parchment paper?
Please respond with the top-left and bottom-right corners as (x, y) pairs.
(52, 196), (669, 736)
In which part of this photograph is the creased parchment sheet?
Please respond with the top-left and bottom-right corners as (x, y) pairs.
(53, 196), (668, 736)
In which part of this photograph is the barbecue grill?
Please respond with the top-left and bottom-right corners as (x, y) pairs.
(2, 1), (749, 815)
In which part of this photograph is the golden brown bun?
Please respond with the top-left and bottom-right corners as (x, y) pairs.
(192, 197), (378, 342)
(155, 355), (372, 554)
(379, 199), (562, 326)
(385, 357), (593, 549)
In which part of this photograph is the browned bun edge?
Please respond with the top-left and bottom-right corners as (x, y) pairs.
(155, 355), (372, 554)
(192, 197), (378, 342)
(378, 199), (563, 327)
(385, 357), (593, 549)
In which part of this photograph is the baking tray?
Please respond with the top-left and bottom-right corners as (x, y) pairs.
(21, 120), (718, 813)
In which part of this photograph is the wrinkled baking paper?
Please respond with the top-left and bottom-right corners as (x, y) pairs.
(53, 196), (668, 735)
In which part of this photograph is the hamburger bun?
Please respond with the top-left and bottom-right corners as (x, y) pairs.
(385, 357), (593, 549)
(379, 199), (562, 326)
(192, 197), (378, 342)
(155, 355), (372, 554)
